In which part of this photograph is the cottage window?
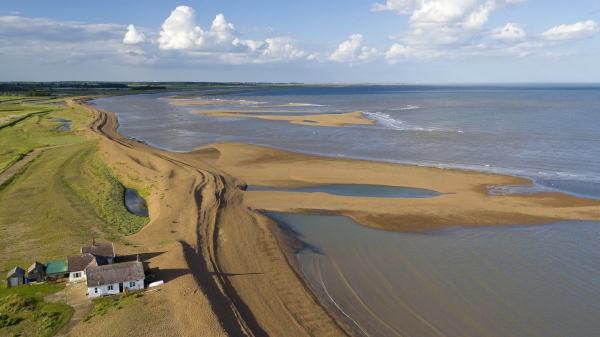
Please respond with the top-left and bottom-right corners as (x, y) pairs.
(130, 281), (135, 287)
(75, 272), (81, 278)
(108, 285), (114, 291)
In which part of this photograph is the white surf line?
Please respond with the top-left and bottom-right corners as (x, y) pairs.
(299, 253), (371, 337)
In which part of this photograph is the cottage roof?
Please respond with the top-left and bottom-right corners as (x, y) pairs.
(7, 266), (25, 278)
(28, 261), (46, 273)
(86, 262), (145, 287)
(46, 259), (68, 275)
(81, 243), (115, 258)
(68, 253), (101, 272)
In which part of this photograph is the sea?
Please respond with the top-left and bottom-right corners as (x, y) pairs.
(92, 85), (600, 336)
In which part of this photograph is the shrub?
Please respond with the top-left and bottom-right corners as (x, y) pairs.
(0, 314), (20, 328)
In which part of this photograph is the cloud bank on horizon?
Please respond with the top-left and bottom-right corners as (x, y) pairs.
(0, 1), (598, 81)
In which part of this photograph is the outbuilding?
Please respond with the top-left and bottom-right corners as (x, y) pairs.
(86, 261), (145, 298)
(45, 259), (69, 280)
(6, 266), (25, 288)
(27, 262), (46, 283)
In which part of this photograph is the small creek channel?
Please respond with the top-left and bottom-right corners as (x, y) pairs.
(124, 188), (148, 217)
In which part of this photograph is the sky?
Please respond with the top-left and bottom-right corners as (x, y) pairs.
(0, 0), (599, 83)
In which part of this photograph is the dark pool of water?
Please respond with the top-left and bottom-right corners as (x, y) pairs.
(124, 188), (148, 217)
(247, 184), (440, 198)
(50, 118), (71, 130)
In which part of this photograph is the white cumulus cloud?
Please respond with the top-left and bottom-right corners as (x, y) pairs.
(385, 43), (415, 63)
(371, 0), (421, 14)
(157, 6), (238, 51)
(373, 0), (524, 49)
(123, 24), (145, 44)
(541, 20), (599, 41)
(491, 23), (526, 40)
(329, 34), (377, 62)
(227, 37), (305, 63)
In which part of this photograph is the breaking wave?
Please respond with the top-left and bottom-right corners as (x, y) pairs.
(363, 112), (461, 132)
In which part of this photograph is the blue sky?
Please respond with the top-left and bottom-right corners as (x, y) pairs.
(1, 0), (599, 83)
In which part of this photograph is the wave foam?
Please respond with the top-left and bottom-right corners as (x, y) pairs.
(288, 103), (330, 107)
(364, 111), (461, 133)
(389, 105), (419, 111)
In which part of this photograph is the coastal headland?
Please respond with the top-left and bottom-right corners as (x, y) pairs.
(69, 98), (600, 335)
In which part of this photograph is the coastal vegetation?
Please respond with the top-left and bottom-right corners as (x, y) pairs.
(0, 283), (73, 337)
(83, 291), (142, 323)
(0, 99), (148, 276)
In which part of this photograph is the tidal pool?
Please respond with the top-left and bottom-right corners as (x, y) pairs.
(265, 212), (600, 337)
(247, 184), (439, 198)
(124, 188), (148, 217)
(50, 117), (72, 130)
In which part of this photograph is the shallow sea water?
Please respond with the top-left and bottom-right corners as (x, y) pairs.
(247, 184), (439, 198)
(92, 85), (600, 199)
(266, 212), (600, 337)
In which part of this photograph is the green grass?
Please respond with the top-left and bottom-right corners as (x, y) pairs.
(0, 283), (73, 337)
(0, 142), (149, 273)
(0, 100), (149, 275)
(0, 103), (88, 173)
(83, 291), (142, 323)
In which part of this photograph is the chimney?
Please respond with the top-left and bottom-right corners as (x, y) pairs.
(136, 255), (140, 263)
(92, 238), (96, 246)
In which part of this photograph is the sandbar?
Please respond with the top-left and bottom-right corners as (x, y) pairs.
(195, 142), (600, 232)
(191, 109), (376, 127)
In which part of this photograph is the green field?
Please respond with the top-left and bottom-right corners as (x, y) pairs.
(0, 283), (73, 337)
(0, 100), (149, 275)
(0, 100), (88, 173)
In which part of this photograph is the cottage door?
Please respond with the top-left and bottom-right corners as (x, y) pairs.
(9, 277), (18, 287)
(119, 283), (123, 292)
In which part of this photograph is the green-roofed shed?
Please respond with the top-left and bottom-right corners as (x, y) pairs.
(45, 259), (68, 280)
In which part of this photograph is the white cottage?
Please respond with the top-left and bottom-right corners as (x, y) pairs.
(67, 253), (106, 282)
(86, 261), (145, 298)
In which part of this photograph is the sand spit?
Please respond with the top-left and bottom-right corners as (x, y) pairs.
(169, 100), (234, 106)
(196, 142), (600, 232)
(191, 109), (375, 127)
(69, 99), (349, 336)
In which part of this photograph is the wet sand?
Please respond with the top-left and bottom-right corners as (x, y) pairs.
(191, 109), (375, 127)
(195, 142), (600, 232)
(69, 98), (600, 335)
